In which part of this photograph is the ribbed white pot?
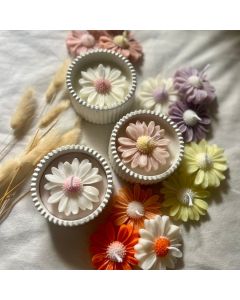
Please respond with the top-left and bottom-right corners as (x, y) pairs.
(108, 110), (184, 185)
(31, 145), (113, 226)
(66, 49), (137, 124)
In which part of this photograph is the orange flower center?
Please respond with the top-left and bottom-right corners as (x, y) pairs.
(136, 135), (155, 154)
(127, 201), (145, 219)
(106, 241), (126, 263)
(154, 236), (170, 257)
(94, 78), (112, 94)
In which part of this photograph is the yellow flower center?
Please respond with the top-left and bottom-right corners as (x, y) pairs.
(197, 153), (213, 170)
(126, 201), (145, 219)
(154, 237), (170, 257)
(113, 31), (129, 49)
(136, 135), (155, 154)
(107, 241), (126, 263)
(178, 188), (195, 206)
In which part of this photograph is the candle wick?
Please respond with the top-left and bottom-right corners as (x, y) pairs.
(114, 253), (123, 263)
(135, 210), (144, 217)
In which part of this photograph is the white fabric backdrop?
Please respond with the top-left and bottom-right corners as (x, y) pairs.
(0, 30), (239, 269)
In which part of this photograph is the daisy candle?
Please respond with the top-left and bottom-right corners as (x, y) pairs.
(67, 49), (137, 124)
(109, 110), (184, 184)
(31, 145), (113, 226)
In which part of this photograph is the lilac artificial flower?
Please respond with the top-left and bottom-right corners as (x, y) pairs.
(169, 99), (211, 143)
(174, 65), (216, 104)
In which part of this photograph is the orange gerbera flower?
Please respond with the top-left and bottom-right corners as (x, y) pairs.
(90, 222), (138, 270)
(111, 184), (162, 229)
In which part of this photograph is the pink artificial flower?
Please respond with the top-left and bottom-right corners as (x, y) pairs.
(99, 31), (143, 63)
(66, 30), (107, 57)
(118, 121), (170, 173)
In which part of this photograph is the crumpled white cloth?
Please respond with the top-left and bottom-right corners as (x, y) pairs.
(0, 30), (239, 270)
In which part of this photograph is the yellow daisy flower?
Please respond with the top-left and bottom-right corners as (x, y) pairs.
(183, 140), (228, 188)
(162, 170), (209, 222)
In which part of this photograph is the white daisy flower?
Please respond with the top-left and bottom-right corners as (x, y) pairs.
(134, 215), (182, 270)
(79, 64), (129, 109)
(44, 158), (103, 216)
(137, 75), (179, 115)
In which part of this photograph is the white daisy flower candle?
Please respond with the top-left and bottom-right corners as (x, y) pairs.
(137, 75), (179, 115)
(135, 215), (182, 270)
(79, 64), (128, 109)
(31, 145), (113, 226)
(67, 49), (137, 124)
(44, 158), (102, 216)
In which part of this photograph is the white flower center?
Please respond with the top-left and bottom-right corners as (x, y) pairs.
(187, 75), (202, 88)
(63, 176), (82, 194)
(183, 109), (202, 126)
(136, 135), (155, 154)
(80, 33), (95, 48)
(178, 188), (195, 206)
(127, 201), (145, 219)
(107, 241), (126, 263)
(197, 153), (213, 170)
(153, 87), (168, 103)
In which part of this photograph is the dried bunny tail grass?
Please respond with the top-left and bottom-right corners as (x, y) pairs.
(0, 158), (20, 187)
(53, 59), (70, 88)
(39, 99), (70, 128)
(25, 130), (62, 166)
(45, 59), (70, 103)
(24, 131), (42, 153)
(10, 87), (37, 135)
(60, 127), (81, 145)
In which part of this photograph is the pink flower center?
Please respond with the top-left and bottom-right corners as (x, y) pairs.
(136, 135), (155, 154)
(94, 78), (112, 94)
(63, 176), (82, 194)
(80, 33), (95, 48)
(153, 87), (168, 103)
(106, 241), (126, 263)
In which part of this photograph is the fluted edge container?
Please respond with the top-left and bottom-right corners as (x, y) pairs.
(66, 49), (137, 124)
(108, 110), (184, 184)
(31, 145), (113, 226)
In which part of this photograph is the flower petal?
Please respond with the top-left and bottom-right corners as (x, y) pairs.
(47, 191), (64, 204)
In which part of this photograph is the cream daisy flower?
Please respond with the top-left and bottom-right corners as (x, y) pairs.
(135, 215), (182, 270)
(162, 170), (209, 222)
(137, 75), (179, 114)
(79, 64), (129, 109)
(44, 158), (102, 216)
(183, 140), (228, 188)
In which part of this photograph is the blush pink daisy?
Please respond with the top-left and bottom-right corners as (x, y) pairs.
(66, 30), (107, 57)
(118, 121), (170, 173)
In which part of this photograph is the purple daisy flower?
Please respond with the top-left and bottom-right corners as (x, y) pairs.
(174, 65), (216, 104)
(169, 99), (211, 143)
